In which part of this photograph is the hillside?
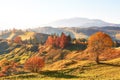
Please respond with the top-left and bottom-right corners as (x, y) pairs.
(19, 32), (35, 40)
(0, 30), (49, 43)
(19, 31), (48, 43)
(31, 27), (76, 38)
(0, 29), (120, 79)
(1, 58), (120, 80)
(0, 41), (38, 63)
(0, 30), (24, 40)
(31, 26), (120, 40)
(0, 36), (120, 79)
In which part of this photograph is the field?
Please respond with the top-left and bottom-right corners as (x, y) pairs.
(1, 58), (120, 80)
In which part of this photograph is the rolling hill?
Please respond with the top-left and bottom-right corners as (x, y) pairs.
(0, 29), (120, 79)
(1, 56), (120, 80)
(31, 26), (120, 40)
(0, 30), (49, 43)
(31, 17), (120, 40)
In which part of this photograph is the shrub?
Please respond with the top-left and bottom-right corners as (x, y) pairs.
(24, 56), (44, 73)
(0, 60), (20, 76)
(14, 36), (22, 44)
(0, 72), (6, 77)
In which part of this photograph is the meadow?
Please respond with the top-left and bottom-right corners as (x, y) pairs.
(1, 57), (120, 80)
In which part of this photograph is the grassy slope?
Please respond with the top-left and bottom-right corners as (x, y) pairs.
(64, 28), (88, 39)
(1, 58), (120, 80)
(5, 31), (24, 40)
(0, 43), (37, 64)
(19, 32), (35, 40)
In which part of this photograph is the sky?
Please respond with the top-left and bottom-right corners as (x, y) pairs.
(0, 0), (120, 30)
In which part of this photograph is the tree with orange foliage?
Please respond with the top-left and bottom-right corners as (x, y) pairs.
(88, 32), (113, 64)
(14, 36), (22, 44)
(24, 56), (44, 72)
(45, 32), (71, 48)
(45, 36), (55, 46)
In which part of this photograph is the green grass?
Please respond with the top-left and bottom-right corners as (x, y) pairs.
(1, 58), (120, 80)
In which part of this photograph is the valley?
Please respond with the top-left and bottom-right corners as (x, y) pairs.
(0, 27), (120, 80)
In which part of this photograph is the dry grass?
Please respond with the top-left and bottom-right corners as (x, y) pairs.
(1, 57), (120, 80)
(19, 32), (35, 40)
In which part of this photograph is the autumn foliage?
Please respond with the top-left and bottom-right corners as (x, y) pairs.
(24, 56), (44, 72)
(87, 31), (113, 64)
(45, 32), (71, 48)
(46, 36), (55, 45)
(14, 36), (22, 44)
(0, 60), (20, 77)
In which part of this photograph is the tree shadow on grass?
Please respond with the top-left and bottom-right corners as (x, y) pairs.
(40, 70), (79, 79)
(17, 74), (37, 78)
(2, 73), (37, 79)
(99, 63), (120, 67)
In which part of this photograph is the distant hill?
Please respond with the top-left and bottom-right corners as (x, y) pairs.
(43, 17), (120, 27)
(31, 26), (120, 40)
(19, 31), (48, 43)
(31, 27), (76, 38)
(0, 30), (24, 40)
(0, 30), (49, 43)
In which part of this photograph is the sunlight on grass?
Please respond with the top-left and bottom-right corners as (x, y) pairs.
(1, 58), (120, 80)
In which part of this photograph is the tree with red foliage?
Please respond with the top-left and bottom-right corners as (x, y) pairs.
(14, 36), (22, 44)
(45, 36), (54, 46)
(0, 72), (6, 77)
(24, 56), (44, 72)
(45, 32), (71, 48)
(59, 32), (69, 48)
(55, 37), (60, 47)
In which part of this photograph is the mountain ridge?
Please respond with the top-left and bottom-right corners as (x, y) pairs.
(43, 17), (120, 27)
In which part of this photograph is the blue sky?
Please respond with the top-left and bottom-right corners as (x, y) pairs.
(0, 0), (119, 29)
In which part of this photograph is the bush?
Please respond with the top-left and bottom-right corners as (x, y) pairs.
(0, 60), (20, 76)
(0, 72), (6, 77)
(14, 36), (22, 44)
(24, 56), (44, 73)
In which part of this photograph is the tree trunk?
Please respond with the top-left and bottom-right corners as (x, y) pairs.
(95, 54), (100, 64)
